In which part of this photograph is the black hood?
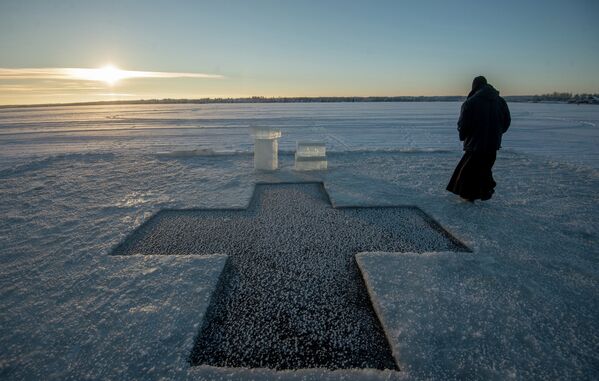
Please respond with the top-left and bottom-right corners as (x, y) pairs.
(471, 84), (500, 100)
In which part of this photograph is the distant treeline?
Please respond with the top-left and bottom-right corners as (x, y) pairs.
(1, 96), (464, 108)
(505, 92), (599, 104)
(2, 93), (598, 109)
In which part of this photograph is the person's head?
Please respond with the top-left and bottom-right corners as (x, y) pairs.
(471, 76), (488, 93)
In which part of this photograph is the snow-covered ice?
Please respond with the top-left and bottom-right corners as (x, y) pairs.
(0, 102), (598, 380)
(112, 182), (466, 371)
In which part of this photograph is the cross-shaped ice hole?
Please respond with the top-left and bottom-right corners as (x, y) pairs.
(112, 183), (469, 370)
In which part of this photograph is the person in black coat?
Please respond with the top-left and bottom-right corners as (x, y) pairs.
(447, 76), (511, 201)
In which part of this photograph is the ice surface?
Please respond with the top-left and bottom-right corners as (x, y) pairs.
(1, 102), (598, 170)
(0, 103), (598, 380)
(251, 126), (282, 140)
(0, 252), (227, 380)
(155, 148), (220, 157)
(113, 183), (466, 370)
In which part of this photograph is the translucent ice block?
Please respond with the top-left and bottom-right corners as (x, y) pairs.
(294, 154), (327, 171)
(255, 139), (279, 170)
(296, 142), (326, 157)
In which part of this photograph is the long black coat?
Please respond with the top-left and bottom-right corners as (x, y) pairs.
(458, 84), (511, 152)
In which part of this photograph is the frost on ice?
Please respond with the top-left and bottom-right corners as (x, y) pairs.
(113, 182), (468, 370)
(0, 102), (598, 380)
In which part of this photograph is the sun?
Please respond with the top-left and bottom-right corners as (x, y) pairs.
(94, 65), (126, 85)
(67, 64), (129, 85)
(88, 64), (128, 85)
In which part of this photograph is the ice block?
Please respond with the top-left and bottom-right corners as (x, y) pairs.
(294, 141), (327, 171)
(252, 127), (281, 170)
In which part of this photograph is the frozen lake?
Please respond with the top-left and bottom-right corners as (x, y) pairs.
(1, 102), (598, 169)
(0, 102), (598, 380)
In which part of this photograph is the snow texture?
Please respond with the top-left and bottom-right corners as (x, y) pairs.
(0, 254), (227, 380)
(1, 102), (598, 380)
(113, 182), (467, 370)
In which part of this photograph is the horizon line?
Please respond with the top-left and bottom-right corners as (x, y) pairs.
(1, 94), (598, 109)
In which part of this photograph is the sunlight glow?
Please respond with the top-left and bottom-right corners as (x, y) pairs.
(0, 67), (224, 85)
(68, 65), (127, 85)
(65, 65), (224, 85)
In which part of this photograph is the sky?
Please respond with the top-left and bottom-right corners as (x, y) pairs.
(0, 0), (598, 105)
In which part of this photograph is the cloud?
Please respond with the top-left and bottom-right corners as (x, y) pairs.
(0, 83), (104, 92)
(95, 93), (136, 97)
(0, 67), (224, 82)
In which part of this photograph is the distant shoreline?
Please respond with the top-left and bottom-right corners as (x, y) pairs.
(1, 95), (597, 109)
